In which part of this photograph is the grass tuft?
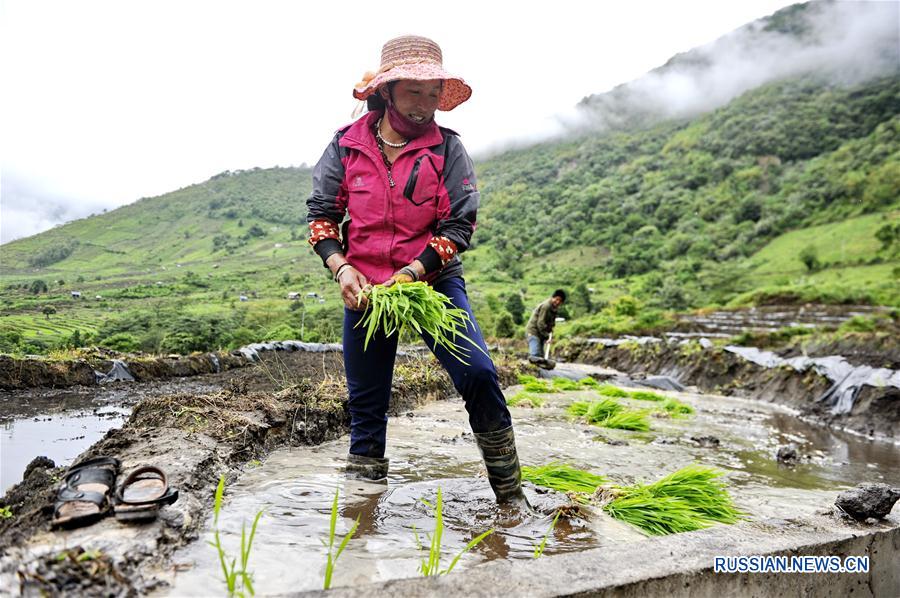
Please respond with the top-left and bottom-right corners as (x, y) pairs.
(662, 398), (694, 416)
(578, 377), (601, 388)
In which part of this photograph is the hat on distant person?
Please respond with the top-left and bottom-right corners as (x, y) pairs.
(353, 35), (472, 111)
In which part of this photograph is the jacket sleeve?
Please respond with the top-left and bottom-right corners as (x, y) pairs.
(306, 132), (348, 263)
(436, 134), (479, 252)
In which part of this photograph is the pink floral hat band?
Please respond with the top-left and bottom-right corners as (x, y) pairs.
(352, 35), (472, 112)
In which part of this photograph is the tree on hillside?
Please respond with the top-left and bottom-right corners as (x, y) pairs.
(494, 311), (516, 338)
(29, 279), (49, 294)
(799, 245), (820, 272)
(42, 305), (57, 319)
(504, 293), (526, 325)
(570, 283), (593, 317)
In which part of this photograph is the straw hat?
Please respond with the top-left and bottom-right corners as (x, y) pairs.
(353, 35), (472, 111)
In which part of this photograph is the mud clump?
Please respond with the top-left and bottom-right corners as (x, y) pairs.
(691, 435), (721, 448)
(16, 547), (140, 598)
(835, 483), (900, 521)
(776, 444), (800, 465)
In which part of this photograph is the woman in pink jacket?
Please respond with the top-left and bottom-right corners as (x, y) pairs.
(306, 35), (528, 508)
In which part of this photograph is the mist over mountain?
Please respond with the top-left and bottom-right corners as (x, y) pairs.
(576, 0), (899, 131)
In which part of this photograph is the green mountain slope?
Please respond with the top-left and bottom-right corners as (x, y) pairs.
(3, 3), (899, 355)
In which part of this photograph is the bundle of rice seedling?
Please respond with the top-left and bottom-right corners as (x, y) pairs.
(597, 384), (629, 398)
(662, 398), (694, 416)
(598, 410), (651, 431)
(506, 391), (546, 408)
(356, 282), (484, 363)
(603, 465), (742, 535)
(578, 377), (600, 388)
(629, 390), (666, 402)
(517, 374), (539, 385)
(523, 379), (556, 393)
(522, 463), (607, 496)
(551, 377), (582, 391)
(567, 398), (623, 422)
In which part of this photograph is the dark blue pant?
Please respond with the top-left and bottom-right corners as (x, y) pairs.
(343, 276), (511, 458)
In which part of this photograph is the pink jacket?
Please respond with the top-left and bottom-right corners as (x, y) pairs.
(307, 111), (479, 284)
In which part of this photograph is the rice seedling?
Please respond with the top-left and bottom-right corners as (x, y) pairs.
(662, 398), (694, 416)
(533, 510), (562, 559)
(629, 390), (666, 402)
(567, 398), (623, 422)
(208, 475), (264, 597)
(598, 410), (651, 431)
(323, 488), (360, 590)
(517, 374), (539, 384)
(415, 487), (493, 576)
(603, 465), (742, 536)
(578, 376), (600, 388)
(521, 463), (607, 496)
(523, 379), (556, 393)
(551, 377), (582, 391)
(597, 384), (629, 398)
(356, 282), (485, 364)
(0, 506), (12, 519)
(506, 391), (546, 408)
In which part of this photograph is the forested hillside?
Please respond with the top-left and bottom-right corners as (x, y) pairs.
(2, 1), (898, 355)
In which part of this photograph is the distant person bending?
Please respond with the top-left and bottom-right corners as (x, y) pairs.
(305, 35), (530, 509)
(526, 290), (566, 361)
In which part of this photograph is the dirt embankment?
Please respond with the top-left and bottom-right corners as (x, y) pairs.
(556, 339), (899, 441)
(0, 350), (251, 390)
(0, 350), (528, 596)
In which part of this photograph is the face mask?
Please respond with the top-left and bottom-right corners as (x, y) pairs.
(386, 102), (433, 140)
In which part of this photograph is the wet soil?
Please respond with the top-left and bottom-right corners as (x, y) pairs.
(0, 350), (528, 596)
(162, 383), (900, 595)
(556, 339), (899, 441)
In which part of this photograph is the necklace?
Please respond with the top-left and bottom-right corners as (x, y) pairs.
(375, 118), (408, 148)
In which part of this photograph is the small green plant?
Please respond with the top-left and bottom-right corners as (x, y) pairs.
(629, 390), (666, 402)
(415, 487), (493, 576)
(521, 463), (607, 497)
(507, 391), (546, 408)
(578, 376), (600, 388)
(356, 282), (485, 364)
(533, 510), (562, 558)
(517, 373), (539, 384)
(323, 488), (360, 590)
(597, 384), (629, 398)
(208, 475), (263, 597)
(0, 506), (12, 519)
(603, 465), (742, 536)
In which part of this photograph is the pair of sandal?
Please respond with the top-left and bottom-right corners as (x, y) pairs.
(51, 457), (179, 529)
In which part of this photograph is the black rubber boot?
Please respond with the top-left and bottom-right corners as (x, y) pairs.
(473, 426), (532, 509)
(346, 454), (389, 482)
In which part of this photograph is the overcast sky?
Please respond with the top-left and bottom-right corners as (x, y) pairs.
(1, 0), (800, 244)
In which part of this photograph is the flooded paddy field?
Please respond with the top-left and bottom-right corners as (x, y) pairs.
(161, 379), (900, 595)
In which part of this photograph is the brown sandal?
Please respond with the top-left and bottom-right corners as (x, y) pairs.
(114, 466), (179, 522)
(51, 456), (120, 529)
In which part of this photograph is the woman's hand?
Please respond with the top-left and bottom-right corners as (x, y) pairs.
(337, 265), (370, 310)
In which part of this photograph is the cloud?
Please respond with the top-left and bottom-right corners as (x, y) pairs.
(576, 1), (900, 130)
(0, 173), (109, 244)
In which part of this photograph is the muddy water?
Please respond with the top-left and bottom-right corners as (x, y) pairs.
(164, 385), (900, 596)
(0, 378), (222, 493)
